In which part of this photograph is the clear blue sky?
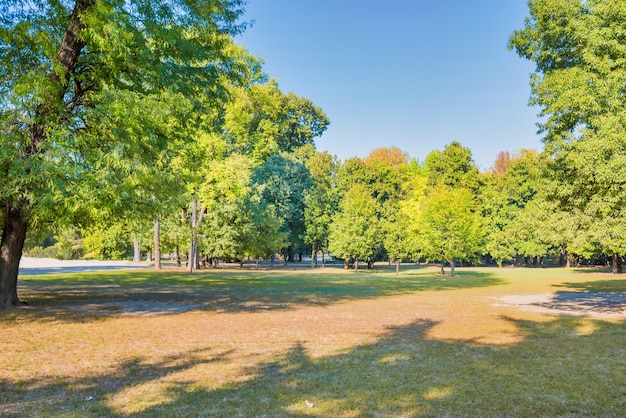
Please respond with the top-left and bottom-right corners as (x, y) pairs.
(236, 1), (541, 170)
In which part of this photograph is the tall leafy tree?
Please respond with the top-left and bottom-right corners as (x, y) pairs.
(0, 0), (246, 307)
(303, 150), (339, 267)
(425, 141), (481, 192)
(223, 80), (330, 161)
(510, 0), (626, 273)
(482, 149), (546, 267)
(251, 153), (312, 261)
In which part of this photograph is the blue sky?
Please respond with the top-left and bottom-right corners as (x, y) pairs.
(236, 1), (541, 170)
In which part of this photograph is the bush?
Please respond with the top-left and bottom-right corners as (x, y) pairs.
(26, 246), (58, 258)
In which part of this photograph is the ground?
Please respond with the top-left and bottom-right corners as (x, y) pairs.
(2, 261), (626, 416)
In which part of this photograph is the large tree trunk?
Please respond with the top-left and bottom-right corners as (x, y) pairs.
(450, 259), (456, 277)
(0, 201), (29, 309)
(612, 253), (622, 274)
(153, 216), (161, 270)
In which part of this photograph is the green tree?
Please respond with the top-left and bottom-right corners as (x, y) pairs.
(223, 80), (330, 161)
(335, 150), (414, 267)
(510, 0), (626, 273)
(482, 149), (546, 267)
(251, 153), (312, 262)
(414, 187), (483, 276)
(0, 0), (246, 307)
(328, 185), (381, 271)
(303, 151), (339, 267)
(425, 141), (481, 192)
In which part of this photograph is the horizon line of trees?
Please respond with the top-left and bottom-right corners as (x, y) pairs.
(25, 142), (626, 277)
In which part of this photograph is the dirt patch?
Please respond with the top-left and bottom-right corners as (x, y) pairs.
(495, 292), (626, 319)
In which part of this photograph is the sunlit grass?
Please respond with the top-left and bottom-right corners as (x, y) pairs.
(2, 265), (626, 416)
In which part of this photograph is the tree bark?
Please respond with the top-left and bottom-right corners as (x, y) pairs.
(175, 241), (181, 268)
(395, 260), (400, 276)
(450, 259), (456, 277)
(153, 216), (161, 270)
(188, 199), (198, 273)
(0, 200), (29, 308)
(132, 234), (141, 263)
(311, 245), (316, 269)
(612, 253), (622, 274)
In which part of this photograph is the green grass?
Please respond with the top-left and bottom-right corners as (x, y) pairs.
(12, 265), (505, 320)
(2, 265), (626, 416)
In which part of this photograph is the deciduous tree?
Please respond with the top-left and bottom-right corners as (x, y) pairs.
(510, 0), (626, 273)
(0, 0), (246, 307)
(328, 185), (381, 271)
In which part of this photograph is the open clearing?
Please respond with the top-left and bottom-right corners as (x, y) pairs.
(2, 265), (626, 416)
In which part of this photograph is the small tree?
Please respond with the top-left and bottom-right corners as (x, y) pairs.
(415, 187), (483, 276)
(328, 185), (381, 271)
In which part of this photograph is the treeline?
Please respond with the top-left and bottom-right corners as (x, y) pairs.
(26, 140), (625, 275)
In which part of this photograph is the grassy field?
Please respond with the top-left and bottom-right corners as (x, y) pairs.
(2, 264), (626, 417)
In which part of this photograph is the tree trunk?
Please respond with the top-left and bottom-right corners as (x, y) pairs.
(0, 201), (29, 308)
(440, 262), (445, 275)
(354, 256), (359, 272)
(132, 234), (141, 263)
(450, 259), (456, 277)
(175, 241), (181, 268)
(612, 253), (622, 274)
(188, 199), (197, 273)
(153, 216), (161, 270)
(322, 252), (325, 268)
(311, 245), (316, 269)
(396, 260), (400, 276)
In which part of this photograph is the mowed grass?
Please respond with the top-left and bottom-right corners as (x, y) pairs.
(2, 265), (626, 416)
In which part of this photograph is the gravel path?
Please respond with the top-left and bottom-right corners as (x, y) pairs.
(19, 257), (148, 275)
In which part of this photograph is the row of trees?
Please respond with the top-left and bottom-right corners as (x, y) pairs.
(26, 139), (625, 277)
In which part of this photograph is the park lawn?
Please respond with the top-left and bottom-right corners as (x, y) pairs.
(1, 265), (626, 417)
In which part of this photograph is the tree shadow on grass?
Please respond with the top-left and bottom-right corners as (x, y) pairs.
(0, 347), (234, 417)
(6, 269), (506, 323)
(539, 279), (626, 316)
(4, 317), (625, 416)
(133, 317), (626, 417)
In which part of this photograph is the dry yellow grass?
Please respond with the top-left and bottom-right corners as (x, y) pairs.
(2, 265), (626, 416)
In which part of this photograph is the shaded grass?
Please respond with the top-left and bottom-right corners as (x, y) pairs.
(9, 265), (505, 322)
(3, 266), (626, 416)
